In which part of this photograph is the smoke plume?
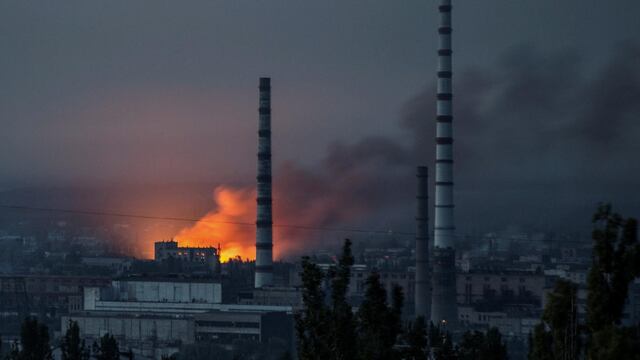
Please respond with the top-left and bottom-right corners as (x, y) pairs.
(274, 43), (640, 252)
(176, 44), (640, 260)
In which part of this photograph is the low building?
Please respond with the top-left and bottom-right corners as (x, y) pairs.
(68, 275), (292, 358)
(84, 275), (223, 313)
(81, 256), (133, 275)
(457, 270), (545, 308)
(195, 311), (292, 345)
(458, 305), (540, 338)
(62, 313), (193, 358)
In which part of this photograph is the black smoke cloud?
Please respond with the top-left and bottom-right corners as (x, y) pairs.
(275, 43), (640, 242)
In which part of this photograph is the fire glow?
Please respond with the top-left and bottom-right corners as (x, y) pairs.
(174, 186), (257, 262)
(171, 179), (364, 263)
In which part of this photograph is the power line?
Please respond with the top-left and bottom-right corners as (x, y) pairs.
(0, 204), (593, 243)
(0, 204), (416, 237)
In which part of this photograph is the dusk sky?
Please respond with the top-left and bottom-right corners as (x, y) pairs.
(1, 1), (639, 241)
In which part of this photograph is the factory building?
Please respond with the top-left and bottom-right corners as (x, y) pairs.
(154, 240), (220, 273)
(457, 271), (546, 307)
(457, 306), (540, 338)
(85, 276), (223, 310)
(66, 274), (292, 358)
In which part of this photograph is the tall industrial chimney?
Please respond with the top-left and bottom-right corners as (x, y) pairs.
(431, 0), (458, 326)
(255, 77), (274, 288)
(415, 166), (430, 319)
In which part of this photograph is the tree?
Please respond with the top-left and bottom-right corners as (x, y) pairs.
(458, 330), (484, 360)
(295, 256), (331, 360)
(528, 323), (553, 360)
(484, 327), (508, 360)
(296, 240), (360, 360)
(7, 317), (52, 360)
(587, 204), (640, 332)
(527, 279), (580, 359)
(390, 285), (404, 340)
(458, 328), (507, 360)
(588, 325), (640, 360)
(277, 351), (293, 360)
(327, 239), (357, 360)
(61, 320), (89, 360)
(586, 205), (640, 358)
(93, 334), (119, 360)
(296, 239), (407, 360)
(403, 317), (428, 360)
(356, 272), (404, 360)
(542, 279), (579, 359)
(429, 323), (456, 360)
(528, 205), (640, 359)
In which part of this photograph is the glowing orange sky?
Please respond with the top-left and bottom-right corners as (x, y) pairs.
(174, 186), (257, 262)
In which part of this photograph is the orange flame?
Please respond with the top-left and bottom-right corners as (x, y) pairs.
(173, 183), (338, 263)
(174, 186), (256, 262)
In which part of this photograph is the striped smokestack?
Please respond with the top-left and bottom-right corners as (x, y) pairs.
(255, 77), (274, 288)
(431, 0), (458, 327)
(415, 166), (431, 319)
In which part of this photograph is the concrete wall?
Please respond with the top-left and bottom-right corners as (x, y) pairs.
(62, 314), (195, 344)
(194, 311), (293, 346)
(83, 287), (291, 314)
(114, 280), (222, 304)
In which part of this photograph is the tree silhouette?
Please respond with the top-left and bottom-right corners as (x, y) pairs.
(295, 256), (331, 360)
(484, 327), (508, 360)
(458, 327), (507, 360)
(458, 330), (484, 360)
(529, 205), (640, 359)
(60, 320), (89, 360)
(356, 272), (404, 360)
(429, 323), (456, 360)
(403, 317), (428, 360)
(587, 204), (640, 331)
(586, 204), (640, 358)
(528, 323), (553, 360)
(93, 334), (119, 360)
(6, 317), (52, 360)
(328, 239), (357, 360)
(296, 239), (406, 360)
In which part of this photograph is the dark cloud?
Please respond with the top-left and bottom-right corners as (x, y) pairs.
(273, 44), (640, 242)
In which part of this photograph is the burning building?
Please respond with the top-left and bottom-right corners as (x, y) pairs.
(154, 240), (220, 272)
